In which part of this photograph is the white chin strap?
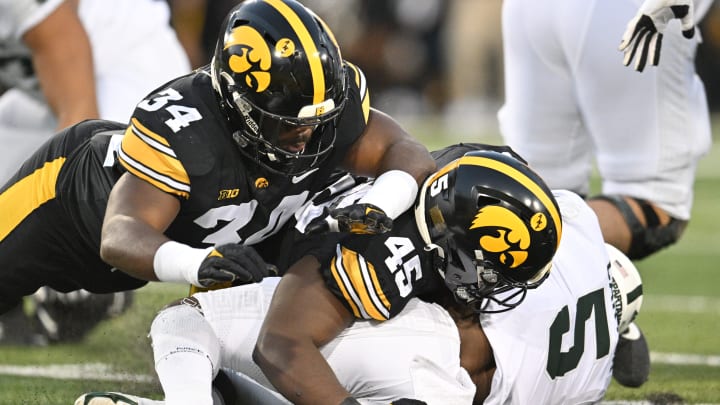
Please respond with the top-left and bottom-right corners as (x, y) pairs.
(414, 175), (434, 246)
(415, 176), (448, 278)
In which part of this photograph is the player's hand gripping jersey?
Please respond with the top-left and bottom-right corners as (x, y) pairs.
(118, 63), (370, 249)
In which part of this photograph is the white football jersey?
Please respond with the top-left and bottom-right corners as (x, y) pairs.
(0, 0), (63, 40)
(0, 0), (191, 184)
(481, 190), (619, 404)
(499, 0), (713, 220)
(194, 277), (476, 404)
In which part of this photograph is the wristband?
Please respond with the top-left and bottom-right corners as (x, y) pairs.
(359, 170), (418, 219)
(153, 241), (214, 286)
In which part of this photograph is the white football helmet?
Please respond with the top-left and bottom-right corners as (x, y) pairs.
(607, 243), (644, 334)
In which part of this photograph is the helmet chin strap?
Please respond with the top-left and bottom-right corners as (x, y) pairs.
(414, 175), (434, 246)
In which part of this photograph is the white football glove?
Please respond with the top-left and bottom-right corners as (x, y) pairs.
(618, 0), (695, 72)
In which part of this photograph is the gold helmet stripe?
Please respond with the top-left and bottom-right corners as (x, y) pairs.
(265, 0), (325, 105)
(459, 155), (562, 245)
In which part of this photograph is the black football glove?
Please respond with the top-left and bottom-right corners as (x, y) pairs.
(334, 203), (393, 234)
(306, 203), (393, 235)
(197, 243), (269, 288)
(619, 0), (695, 72)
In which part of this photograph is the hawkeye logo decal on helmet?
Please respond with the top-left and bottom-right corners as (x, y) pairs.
(224, 26), (272, 93)
(469, 205), (534, 269)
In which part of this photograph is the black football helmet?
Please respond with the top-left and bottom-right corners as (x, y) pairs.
(415, 150), (562, 313)
(211, 0), (348, 175)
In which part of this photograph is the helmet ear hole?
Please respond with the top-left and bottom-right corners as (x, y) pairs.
(476, 196), (500, 209)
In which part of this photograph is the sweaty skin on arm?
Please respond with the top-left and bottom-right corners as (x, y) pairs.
(342, 108), (436, 184)
(453, 312), (496, 404)
(23, 0), (99, 129)
(254, 256), (355, 405)
(100, 173), (181, 280)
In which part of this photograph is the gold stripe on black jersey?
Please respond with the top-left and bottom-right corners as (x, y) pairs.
(330, 245), (391, 321)
(346, 62), (370, 123)
(118, 119), (191, 198)
(330, 253), (362, 318)
(265, 0), (325, 104)
(130, 118), (172, 149)
(0, 157), (64, 241)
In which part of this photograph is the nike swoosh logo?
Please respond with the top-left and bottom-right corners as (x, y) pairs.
(291, 168), (320, 184)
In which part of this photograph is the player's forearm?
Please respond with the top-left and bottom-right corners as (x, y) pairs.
(100, 214), (169, 281)
(254, 260), (355, 405)
(253, 337), (350, 405)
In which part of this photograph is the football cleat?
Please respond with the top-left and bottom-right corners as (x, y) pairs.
(0, 304), (47, 346)
(74, 392), (142, 405)
(612, 322), (650, 388)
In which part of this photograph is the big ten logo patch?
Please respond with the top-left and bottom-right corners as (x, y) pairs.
(218, 189), (240, 200)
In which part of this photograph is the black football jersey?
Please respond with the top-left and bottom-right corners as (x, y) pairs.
(0, 120), (148, 301)
(318, 211), (445, 322)
(117, 63), (370, 248)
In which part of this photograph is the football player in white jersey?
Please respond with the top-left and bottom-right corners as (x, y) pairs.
(498, 0), (705, 388)
(499, 0), (713, 262)
(0, 0), (98, 177)
(0, 0), (191, 183)
(76, 144), (644, 405)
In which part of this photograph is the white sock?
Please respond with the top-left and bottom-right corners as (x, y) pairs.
(156, 352), (214, 405)
(150, 305), (221, 405)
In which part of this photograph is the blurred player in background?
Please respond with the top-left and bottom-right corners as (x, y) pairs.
(0, 0), (191, 182)
(0, 0), (191, 346)
(0, 0), (98, 175)
(499, 0), (713, 261)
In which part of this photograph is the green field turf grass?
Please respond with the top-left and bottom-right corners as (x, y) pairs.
(1, 121), (718, 405)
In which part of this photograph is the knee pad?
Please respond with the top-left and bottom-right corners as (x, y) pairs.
(150, 300), (221, 377)
(590, 195), (686, 260)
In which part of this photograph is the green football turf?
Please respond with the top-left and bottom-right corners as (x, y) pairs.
(1, 122), (718, 405)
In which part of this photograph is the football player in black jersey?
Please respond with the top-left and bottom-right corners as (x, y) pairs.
(99, 0), (434, 290)
(0, 120), (136, 344)
(0, 0), (433, 345)
(253, 146), (564, 405)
